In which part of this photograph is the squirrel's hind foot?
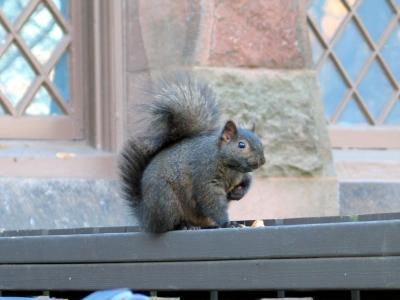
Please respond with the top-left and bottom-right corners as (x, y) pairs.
(222, 221), (246, 228)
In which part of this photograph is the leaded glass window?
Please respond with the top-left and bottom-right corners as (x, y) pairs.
(308, 0), (400, 126)
(0, 0), (81, 139)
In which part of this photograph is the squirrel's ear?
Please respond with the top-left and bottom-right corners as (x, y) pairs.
(221, 120), (238, 144)
(250, 123), (256, 132)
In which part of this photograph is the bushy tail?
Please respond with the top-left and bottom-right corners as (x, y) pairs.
(119, 74), (221, 209)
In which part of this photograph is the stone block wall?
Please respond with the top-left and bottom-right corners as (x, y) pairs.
(2, 0), (399, 231)
(124, 0), (339, 220)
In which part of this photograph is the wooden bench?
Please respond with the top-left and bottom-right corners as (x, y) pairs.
(1, 213), (400, 299)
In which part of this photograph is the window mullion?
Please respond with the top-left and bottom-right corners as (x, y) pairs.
(13, 0), (41, 32)
(44, 78), (70, 115)
(14, 34), (42, 74)
(0, 90), (17, 116)
(15, 77), (43, 116)
(42, 35), (71, 74)
(43, 0), (71, 33)
(379, 91), (400, 124)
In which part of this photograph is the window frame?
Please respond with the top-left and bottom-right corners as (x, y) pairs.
(0, 0), (85, 140)
(0, 0), (125, 178)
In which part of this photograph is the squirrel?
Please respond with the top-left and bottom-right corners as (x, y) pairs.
(119, 74), (265, 233)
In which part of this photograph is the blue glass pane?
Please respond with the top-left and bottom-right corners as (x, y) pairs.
(385, 100), (400, 125)
(309, 29), (325, 64)
(338, 97), (369, 125)
(357, 0), (393, 42)
(25, 86), (63, 116)
(52, 0), (68, 19)
(382, 24), (400, 82)
(334, 20), (371, 81)
(20, 3), (64, 64)
(358, 60), (394, 119)
(319, 57), (348, 118)
(308, 0), (348, 41)
(0, 44), (35, 106)
(0, 22), (6, 46)
(49, 51), (69, 102)
(0, 0), (30, 23)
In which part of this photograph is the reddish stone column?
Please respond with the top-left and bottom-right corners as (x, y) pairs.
(197, 0), (311, 69)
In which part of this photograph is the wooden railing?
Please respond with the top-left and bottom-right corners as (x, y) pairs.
(1, 213), (400, 299)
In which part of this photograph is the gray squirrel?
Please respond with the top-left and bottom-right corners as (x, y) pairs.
(119, 74), (265, 233)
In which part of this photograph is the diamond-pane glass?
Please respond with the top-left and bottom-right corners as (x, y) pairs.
(338, 97), (369, 125)
(25, 86), (63, 116)
(49, 51), (69, 102)
(385, 100), (400, 125)
(334, 20), (371, 81)
(309, 0), (348, 42)
(0, 44), (35, 106)
(357, 0), (393, 42)
(0, 22), (7, 46)
(358, 60), (394, 119)
(308, 0), (400, 131)
(382, 24), (400, 82)
(0, 0), (30, 24)
(309, 28), (325, 64)
(20, 3), (64, 65)
(319, 57), (348, 118)
(52, 0), (68, 19)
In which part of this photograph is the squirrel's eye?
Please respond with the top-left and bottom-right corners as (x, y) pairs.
(238, 141), (246, 149)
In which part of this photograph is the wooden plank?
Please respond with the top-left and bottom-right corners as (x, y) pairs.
(263, 212), (400, 226)
(0, 226), (140, 237)
(1, 257), (399, 291)
(0, 220), (399, 264)
(2, 212), (400, 237)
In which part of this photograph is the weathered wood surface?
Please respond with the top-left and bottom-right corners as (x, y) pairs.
(1, 257), (400, 291)
(0, 220), (400, 264)
(0, 214), (399, 291)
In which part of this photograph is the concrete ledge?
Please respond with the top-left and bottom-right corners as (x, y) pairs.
(334, 149), (400, 181)
(340, 182), (400, 216)
(333, 149), (400, 215)
(1, 177), (398, 231)
(0, 178), (136, 231)
(0, 141), (116, 179)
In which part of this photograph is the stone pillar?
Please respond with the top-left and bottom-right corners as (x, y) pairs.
(124, 0), (338, 219)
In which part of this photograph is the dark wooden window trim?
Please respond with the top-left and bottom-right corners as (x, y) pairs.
(85, 0), (125, 152)
(0, 1), (125, 178)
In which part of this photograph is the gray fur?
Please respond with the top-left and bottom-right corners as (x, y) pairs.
(119, 75), (265, 233)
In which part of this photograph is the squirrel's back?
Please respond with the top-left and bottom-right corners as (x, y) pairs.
(119, 74), (221, 214)
(142, 133), (220, 189)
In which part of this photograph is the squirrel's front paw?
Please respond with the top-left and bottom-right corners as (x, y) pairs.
(227, 186), (245, 201)
(227, 174), (252, 201)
